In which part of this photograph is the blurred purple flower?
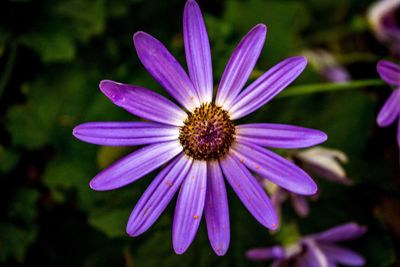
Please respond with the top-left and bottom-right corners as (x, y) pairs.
(376, 60), (400, 148)
(304, 50), (351, 83)
(368, 0), (400, 56)
(295, 147), (351, 185)
(246, 222), (367, 267)
(270, 185), (312, 218)
(73, 0), (327, 255)
(263, 147), (350, 218)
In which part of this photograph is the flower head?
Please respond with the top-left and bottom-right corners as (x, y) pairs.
(294, 146), (351, 185)
(262, 147), (349, 219)
(304, 50), (350, 83)
(73, 0), (327, 255)
(246, 222), (367, 266)
(368, 0), (400, 56)
(376, 60), (400, 149)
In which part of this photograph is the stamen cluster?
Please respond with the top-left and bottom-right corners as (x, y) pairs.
(179, 103), (235, 160)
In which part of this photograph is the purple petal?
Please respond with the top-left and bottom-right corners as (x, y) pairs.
(320, 244), (365, 266)
(126, 154), (192, 236)
(290, 194), (310, 218)
(271, 187), (288, 216)
(377, 60), (400, 85)
(173, 160), (207, 254)
(216, 24), (267, 109)
(228, 56), (307, 120)
(236, 123), (327, 149)
(219, 152), (278, 230)
(99, 80), (187, 126)
(89, 141), (182, 191)
(183, 0), (213, 103)
(313, 222), (367, 243)
(133, 31), (201, 111)
(246, 246), (285, 261)
(205, 161), (230, 256)
(299, 239), (329, 267)
(377, 88), (400, 127)
(73, 122), (179, 146)
(231, 141), (317, 195)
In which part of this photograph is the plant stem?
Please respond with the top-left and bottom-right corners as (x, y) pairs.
(0, 43), (17, 99)
(278, 79), (385, 98)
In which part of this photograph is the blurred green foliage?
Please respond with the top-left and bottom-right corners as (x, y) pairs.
(0, 0), (398, 266)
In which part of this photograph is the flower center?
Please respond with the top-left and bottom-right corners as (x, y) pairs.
(179, 103), (235, 160)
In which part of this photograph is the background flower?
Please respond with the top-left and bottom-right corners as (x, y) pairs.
(247, 222), (367, 267)
(376, 60), (400, 149)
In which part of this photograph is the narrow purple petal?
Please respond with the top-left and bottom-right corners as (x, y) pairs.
(99, 80), (187, 126)
(205, 161), (230, 256)
(173, 160), (207, 254)
(133, 31), (201, 111)
(183, 0), (213, 103)
(231, 141), (317, 195)
(89, 141), (182, 191)
(126, 154), (192, 236)
(216, 24), (267, 109)
(271, 187), (288, 216)
(320, 244), (365, 266)
(299, 239), (329, 267)
(290, 194), (310, 218)
(220, 152), (278, 230)
(313, 222), (367, 243)
(246, 246), (285, 261)
(377, 60), (400, 85)
(228, 56), (307, 120)
(377, 88), (400, 127)
(73, 122), (179, 146)
(236, 123), (327, 149)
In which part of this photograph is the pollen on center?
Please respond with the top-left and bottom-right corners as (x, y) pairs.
(179, 103), (236, 161)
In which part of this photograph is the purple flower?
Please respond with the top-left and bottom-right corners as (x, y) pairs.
(303, 50), (350, 83)
(376, 60), (400, 148)
(270, 186), (313, 218)
(294, 147), (351, 185)
(263, 147), (350, 218)
(246, 222), (367, 266)
(368, 0), (400, 56)
(73, 0), (327, 255)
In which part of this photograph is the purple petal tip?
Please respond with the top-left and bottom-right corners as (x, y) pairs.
(89, 178), (107, 192)
(72, 125), (80, 139)
(133, 31), (145, 40)
(173, 245), (187, 255)
(99, 80), (125, 103)
(320, 131), (329, 143)
(255, 23), (267, 32)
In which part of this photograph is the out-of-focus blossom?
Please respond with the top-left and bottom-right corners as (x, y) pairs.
(294, 146), (351, 185)
(368, 0), (400, 56)
(261, 180), (312, 218)
(376, 60), (400, 149)
(262, 147), (350, 218)
(246, 222), (367, 267)
(303, 50), (351, 83)
(72, 0), (327, 255)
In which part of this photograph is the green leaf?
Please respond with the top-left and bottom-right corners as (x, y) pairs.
(0, 187), (39, 263)
(88, 209), (129, 238)
(0, 146), (19, 173)
(0, 223), (37, 263)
